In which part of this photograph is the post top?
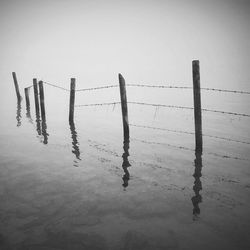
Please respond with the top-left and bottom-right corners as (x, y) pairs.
(192, 60), (200, 64)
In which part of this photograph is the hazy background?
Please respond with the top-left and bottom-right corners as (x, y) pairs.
(0, 0), (250, 91)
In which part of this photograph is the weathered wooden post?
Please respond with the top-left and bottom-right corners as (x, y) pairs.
(192, 60), (203, 153)
(24, 88), (30, 109)
(12, 72), (22, 101)
(38, 81), (46, 121)
(69, 78), (76, 122)
(33, 79), (40, 117)
(119, 74), (130, 142)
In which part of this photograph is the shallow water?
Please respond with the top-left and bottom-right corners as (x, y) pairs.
(0, 80), (250, 250)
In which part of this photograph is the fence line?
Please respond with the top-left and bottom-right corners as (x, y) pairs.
(43, 81), (70, 92)
(131, 138), (249, 161)
(75, 102), (121, 107)
(40, 80), (250, 95)
(74, 100), (250, 117)
(128, 101), (250, 117)
(76, 85), (118, 92)
(127, 84), (192, 90)
(200, 87), (250, 95)
(130, 124), (250, 145)
(127, 84), (250, 95)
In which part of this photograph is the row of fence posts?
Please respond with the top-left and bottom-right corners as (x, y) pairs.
(12, 60), (203, 153)
(12, 63), (203, 216)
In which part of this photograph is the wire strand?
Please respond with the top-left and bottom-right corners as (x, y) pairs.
(76, 85), (118, 92)
(130, 124), (250, 145)
(43, 81), (70, 92)
(127, 101), (250, 117)
(127, 84), (250, 95)
(75, 102), (121, 107)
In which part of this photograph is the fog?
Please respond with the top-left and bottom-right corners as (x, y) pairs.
(0, 0), (250, 91)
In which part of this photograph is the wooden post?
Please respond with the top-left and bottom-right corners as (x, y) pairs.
(12, 72), (22, 101)
(119, 74), (130, 142)
(192, 60), (203, 153)
(38, 81), (46, 121)
(24, 88), (30, 109)
(69, 78), (76, 122)
(33, 79), (40, 117)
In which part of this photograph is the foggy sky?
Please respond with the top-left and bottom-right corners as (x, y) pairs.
(0, 0), (250, 90)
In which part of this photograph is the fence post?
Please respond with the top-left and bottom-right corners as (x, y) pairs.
(38, 81), (46, 121)
(192, 60), (203, 153)
(24, 88), (30, 109)
(12, 72), (22, 101)
(33, 78), (40, 117)
(119, 74), (130, 142)
(69, 78), (76, 122)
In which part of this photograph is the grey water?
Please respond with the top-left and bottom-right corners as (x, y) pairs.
(0, 78), (250, 250)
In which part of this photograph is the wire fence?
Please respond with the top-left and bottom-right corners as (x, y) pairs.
(19, 76), (250, 157)
(41, 80), (250, 95)
(130, 124), (250, 145)
(75, 101), (250, 118)
(39, 80), (250, 118)
(43, 81), (70, 92)
(131, 138), (250, 161)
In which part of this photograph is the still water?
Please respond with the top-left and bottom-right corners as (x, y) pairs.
(0, 80), (250, 250)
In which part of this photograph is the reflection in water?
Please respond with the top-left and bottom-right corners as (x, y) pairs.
(122, 140), (131, 189)
(69, 122), (81, 166)
(25, 102), (33, 124)
(16, 100), (22, 127)
(41, 120), (49, 144)
(35, 111), (41, 136)
(191, 151), (203, 220)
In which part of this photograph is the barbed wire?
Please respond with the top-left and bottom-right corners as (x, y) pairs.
(201, 108), (250, 117)
(130, 124), (250, 145)
(127, 101), (250, 117)
(40, 79), (250, 95)
(76, 85), (118, 92)
(127, 84), (250, 94)
(131, 138), (249, 161)
(127, 101), (193, 110)
(75, 102), (121, 107)
(74, 101), (250, 117)
(127, 84), (192, 90)
(200, 87), (250, 95)
(43, 81), (70, 92)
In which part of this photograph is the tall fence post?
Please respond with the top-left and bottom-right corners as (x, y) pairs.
(12, 72), (22, 101)
(24, 88), (30, 109)
(38, 81), (46, 121)
(33, 78), (40, 117)
(192, 60), (203, 153)
(69, 78), (76, 123)
(119, 74), (130, 142)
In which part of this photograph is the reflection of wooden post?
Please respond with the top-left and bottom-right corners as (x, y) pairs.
(69, 121), (81, 161)
(69, 78), (76, 122)
(12, 72), (22, 101)
(119, 74), (129, 142)
(33, 79), (40, 117)
(192, 151), (203, 218)
(192, 60), (203, 153)
(24, 88), (30, 109)
(38, 81), (46, 121)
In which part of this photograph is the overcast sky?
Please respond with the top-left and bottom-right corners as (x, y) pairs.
(0, 0), (250, 90)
